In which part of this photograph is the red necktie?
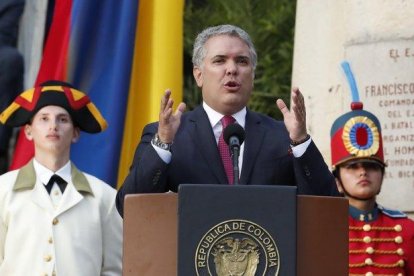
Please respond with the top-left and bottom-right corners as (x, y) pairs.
(218, 115), (236, 184)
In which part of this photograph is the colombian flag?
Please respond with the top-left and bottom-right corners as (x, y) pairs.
(10, 0), (184, 188)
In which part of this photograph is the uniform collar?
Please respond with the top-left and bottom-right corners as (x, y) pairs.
(349, 204), (379, 222)
(13, 159), (94, 195)
(33, 158), (71, 187)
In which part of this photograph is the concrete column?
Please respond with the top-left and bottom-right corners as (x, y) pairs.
(293, 0), (414, 211)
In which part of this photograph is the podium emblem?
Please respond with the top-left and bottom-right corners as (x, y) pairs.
(213, 237), (259, 276)
(195, 219), (280, 276)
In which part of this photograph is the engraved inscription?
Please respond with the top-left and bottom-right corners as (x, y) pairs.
(389, 47), (414, 62)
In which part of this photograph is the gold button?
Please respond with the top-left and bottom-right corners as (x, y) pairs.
(365, 247), (374, 254)
(397, 248), (404, 255)
(395, 236), (403, 244)
(48, 237), (53, 244)
(394, 224), (402, 232)
(398, 259), (405, 267)
(365, 272), (373, 276)
(44, 255), (52, 262)
(52, 218), (59, 225)
(363, 224), (371, 231)
(363, 236), (371, 243)
(365, 258), (373, 265)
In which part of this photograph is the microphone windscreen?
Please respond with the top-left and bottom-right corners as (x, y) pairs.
(223, 123), (245, 145)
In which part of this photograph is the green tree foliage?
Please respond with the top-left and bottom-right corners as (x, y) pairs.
(183, 0), (296, 119)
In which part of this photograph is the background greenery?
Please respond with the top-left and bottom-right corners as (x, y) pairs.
(183, 0), (296, 119)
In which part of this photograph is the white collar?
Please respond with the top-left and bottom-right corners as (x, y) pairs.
(202, 102), (246, 128)
(33, 159), (72, 186)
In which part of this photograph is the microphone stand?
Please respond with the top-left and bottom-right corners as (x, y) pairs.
(231, 145), (240, 185)
(223, 124), (245, 185)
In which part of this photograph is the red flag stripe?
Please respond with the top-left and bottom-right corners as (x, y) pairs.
(10, 0), (73, 170)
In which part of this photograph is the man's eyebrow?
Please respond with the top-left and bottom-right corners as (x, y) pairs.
(236, 55), (250, 60)
(37, 112), (70, 117)
(211, 54), (250, 59)
(211, 54), (226, 58)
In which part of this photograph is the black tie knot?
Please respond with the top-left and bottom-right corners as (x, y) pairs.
(45, 174), (67, 194)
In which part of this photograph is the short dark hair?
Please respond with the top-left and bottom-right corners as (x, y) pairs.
(192, 24), (257, 69)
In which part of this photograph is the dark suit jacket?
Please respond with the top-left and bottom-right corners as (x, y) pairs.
(116, 106), (339, 216)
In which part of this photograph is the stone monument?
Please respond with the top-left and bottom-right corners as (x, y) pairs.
(292, 0), (414, 212)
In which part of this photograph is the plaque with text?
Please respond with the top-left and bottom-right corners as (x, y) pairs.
(346, 40), (414, 211)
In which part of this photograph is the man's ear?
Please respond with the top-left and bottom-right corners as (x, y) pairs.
(72, 127), (80, 143)
(193, 66), (203, 87)
(24, 124), (33, 141)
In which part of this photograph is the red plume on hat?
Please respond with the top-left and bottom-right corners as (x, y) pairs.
(330, 62), (386, 169)
(0, 80), (107, 133)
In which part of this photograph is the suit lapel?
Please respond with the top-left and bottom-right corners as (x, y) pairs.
(31, 180), (55, 213)
(55, 164), (93, 216)
(240, 111), (266, 184)
(14, 161), (55, 213)
(188, 107), (228, 184)
(55, 184), (83, 216)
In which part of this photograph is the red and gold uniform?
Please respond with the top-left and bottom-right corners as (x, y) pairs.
(348, 205), (414, 276)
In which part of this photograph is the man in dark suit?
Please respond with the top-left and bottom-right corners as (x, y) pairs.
(116, 24), (339, 216)
(0, 0), (25, 173)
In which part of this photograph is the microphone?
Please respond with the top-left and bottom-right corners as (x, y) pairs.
(223, 124), (245, 185)
(223, 123), (245, 150)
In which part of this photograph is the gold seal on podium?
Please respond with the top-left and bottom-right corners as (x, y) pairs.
(195, 219), (280, 276)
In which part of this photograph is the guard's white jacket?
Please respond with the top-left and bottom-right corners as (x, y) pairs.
(0, 160), (123, 276)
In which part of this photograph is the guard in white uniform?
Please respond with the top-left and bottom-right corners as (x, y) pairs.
(0, 80), (123, 276)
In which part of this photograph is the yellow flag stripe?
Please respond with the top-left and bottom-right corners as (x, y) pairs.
(117, 0), (184, 188)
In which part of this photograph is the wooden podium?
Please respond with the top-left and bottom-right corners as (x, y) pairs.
(123, 190), (348, 276)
